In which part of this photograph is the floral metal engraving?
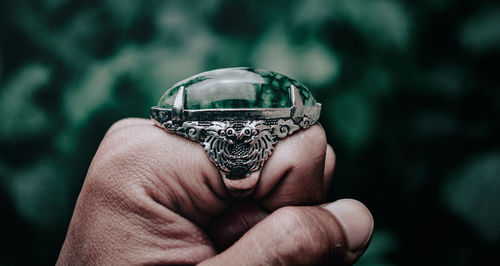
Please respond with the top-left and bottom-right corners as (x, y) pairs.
(162, 117), (313, 179)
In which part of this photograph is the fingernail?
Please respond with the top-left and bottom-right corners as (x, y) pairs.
(323, 199), (374, 251)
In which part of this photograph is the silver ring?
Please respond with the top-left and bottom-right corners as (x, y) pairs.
(150, 67), (321, 197)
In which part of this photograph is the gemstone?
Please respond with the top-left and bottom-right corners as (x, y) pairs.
(158, 67), (317, 109)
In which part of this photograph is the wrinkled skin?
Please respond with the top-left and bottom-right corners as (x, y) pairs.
(57, 118), (373, 265)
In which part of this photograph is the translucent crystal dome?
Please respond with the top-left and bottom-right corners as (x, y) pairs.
(158, 67), (317, 109)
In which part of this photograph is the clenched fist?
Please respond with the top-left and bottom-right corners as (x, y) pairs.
(57, 118), (373, 265)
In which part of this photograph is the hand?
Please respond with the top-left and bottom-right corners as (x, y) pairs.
(57, 118), (373, 265)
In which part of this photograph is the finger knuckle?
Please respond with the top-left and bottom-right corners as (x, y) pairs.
(306, 124), (327, 149)
(86, 126), (154, 194)
(107, 118), (144, 134)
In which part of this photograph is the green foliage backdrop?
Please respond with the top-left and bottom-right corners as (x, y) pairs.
(1, 0), (499, 265)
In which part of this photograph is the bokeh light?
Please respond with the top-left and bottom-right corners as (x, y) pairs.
(1, 0), (499, 264)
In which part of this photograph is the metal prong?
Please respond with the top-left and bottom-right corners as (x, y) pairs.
(290, 84), (304, 120)
(172, 86), (185, 121)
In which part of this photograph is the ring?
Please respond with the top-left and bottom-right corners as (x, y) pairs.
(150, 67), (321, 197)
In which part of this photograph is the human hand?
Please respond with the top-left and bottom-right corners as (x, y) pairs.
(57, 118), (373, 265)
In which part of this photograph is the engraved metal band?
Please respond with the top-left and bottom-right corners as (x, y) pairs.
(150, 85), (321, 196)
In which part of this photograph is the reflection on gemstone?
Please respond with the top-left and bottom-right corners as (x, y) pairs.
(158, 67), (317, 109)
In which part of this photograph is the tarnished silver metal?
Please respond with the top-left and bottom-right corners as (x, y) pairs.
(151, 84), (321, 197)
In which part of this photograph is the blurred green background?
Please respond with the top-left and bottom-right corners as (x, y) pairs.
(1, 0), (499, 265)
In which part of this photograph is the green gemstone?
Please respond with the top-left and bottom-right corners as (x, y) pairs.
(158, 67), (317, 109)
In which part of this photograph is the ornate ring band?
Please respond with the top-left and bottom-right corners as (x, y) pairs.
(150, 67), (321, 197)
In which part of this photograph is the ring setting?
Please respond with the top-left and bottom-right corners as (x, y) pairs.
(150, 67), (321, 196)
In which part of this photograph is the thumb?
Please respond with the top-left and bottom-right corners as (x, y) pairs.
(200, 199), (374, 265)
